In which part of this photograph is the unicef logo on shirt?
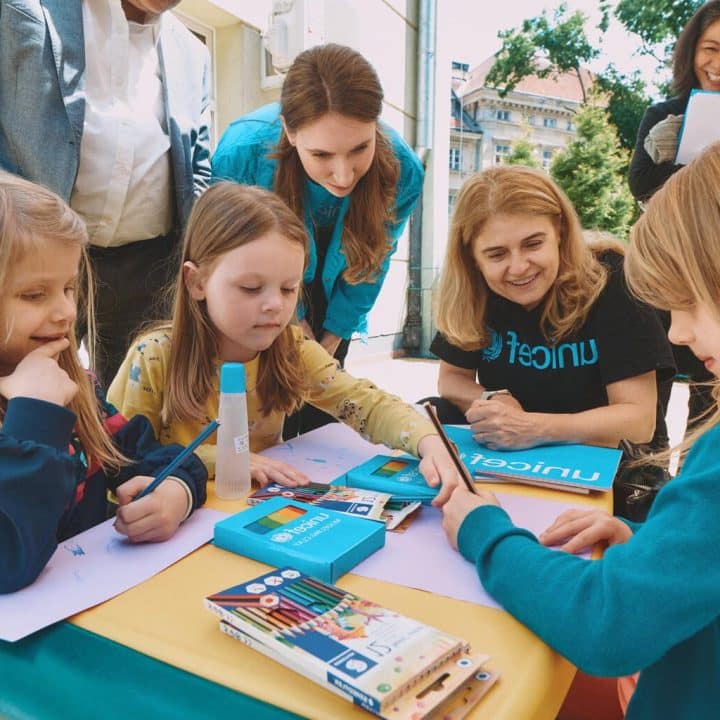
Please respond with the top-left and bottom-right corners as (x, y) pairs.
(271, 532), (294, 543)
(481, 328), (503, 361)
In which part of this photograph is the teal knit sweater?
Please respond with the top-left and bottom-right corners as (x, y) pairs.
(458, 423), (720, 719)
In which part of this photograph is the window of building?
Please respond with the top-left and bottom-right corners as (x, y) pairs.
(449, 147), (462, 171)
(543, 117), (557, 129)
(528, 114), (536, 125)
(542, 149), (554, 170)
(494, 144), (511, 165)
(496, 109), (511, 121)
(566, 120), (575, 132)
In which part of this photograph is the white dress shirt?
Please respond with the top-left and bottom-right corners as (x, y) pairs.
(71, 0), (173, 247)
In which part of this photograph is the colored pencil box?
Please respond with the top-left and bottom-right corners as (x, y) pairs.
(213, 497), (385, 583)
(333, 455), (438, 505)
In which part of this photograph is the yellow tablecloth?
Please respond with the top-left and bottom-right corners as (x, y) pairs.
(69, 481), (610, 720)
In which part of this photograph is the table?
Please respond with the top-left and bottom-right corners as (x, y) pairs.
(0, 425), (611, 720)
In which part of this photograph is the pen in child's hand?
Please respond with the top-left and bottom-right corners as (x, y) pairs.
(422, 403), (477, 494)
(133, 419), (220, 501)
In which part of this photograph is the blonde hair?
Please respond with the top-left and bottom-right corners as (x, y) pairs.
(0, 172), (125, 470)
(625, 142), (720, 460)
(161, 183), (311, 424)
(436, 166), (607, 349)
(273, 43), (400, 284)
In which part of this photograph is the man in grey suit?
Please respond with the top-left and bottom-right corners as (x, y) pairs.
(0, 0), (211, 386)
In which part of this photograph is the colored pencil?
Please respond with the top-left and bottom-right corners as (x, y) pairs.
(135, 418), (219, 500)
(422, 403), (477, 494)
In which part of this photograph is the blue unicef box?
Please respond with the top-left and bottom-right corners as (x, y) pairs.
(333, 455), (438, 505)
(213, 497), (385, 583)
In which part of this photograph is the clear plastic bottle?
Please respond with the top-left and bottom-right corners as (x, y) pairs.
(215, 363), (251, 499)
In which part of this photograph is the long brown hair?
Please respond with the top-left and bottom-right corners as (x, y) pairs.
(0, 172), (125, 470)
(435, 165), (607, 349)
(626, 143), (720, 463)
(672, 0), (720, 96)
(162, 183), (311, 423)
(274, 43), (400, 284)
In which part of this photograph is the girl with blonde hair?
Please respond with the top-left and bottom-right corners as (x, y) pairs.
(437, 142), (720, 720)
(0, 173), (206, 594)
(109, 182), (458, 491)
(428, 165), (673, 455)
(212, 43), (424, 436)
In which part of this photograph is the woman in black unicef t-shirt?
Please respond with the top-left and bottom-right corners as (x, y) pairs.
(427, 166), (674, 456)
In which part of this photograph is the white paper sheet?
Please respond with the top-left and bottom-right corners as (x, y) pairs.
(676, 90), (720, 164)
(261, 423), (391, 484)
(0, 508), (228, 642)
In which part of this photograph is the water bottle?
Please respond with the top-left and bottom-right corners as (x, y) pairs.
(215, 362), (251, 499)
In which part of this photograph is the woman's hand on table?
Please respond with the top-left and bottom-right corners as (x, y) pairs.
(250, 453), (311, 488)
(440, 485), (501, 550)
(465, 396), (542, 450)
(539, 508), (633, 554)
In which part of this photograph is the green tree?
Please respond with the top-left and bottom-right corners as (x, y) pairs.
(506, 136), (540, 167)
(592, 66), (649, 151)
(485, 0), (702, 150)
(550, 105), (634, 237)
(486, 3), (599, 102)
(614, 0), (703, 61)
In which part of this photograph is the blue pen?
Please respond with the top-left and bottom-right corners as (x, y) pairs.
(134, 419), (220, 500)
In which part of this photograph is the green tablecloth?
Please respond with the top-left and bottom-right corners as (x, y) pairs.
(0, 622), (305, 720)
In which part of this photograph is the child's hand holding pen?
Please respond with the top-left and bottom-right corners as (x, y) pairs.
(114, 475), (191, 542)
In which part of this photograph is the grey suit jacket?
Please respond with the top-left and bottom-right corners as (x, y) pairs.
(0, 0), (211, 231)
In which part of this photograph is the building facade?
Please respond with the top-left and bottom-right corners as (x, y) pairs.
(449, 56), (593, 211)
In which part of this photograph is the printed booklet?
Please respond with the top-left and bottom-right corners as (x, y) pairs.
(445, 426), (621, 494)
(336, 428), (621, 496)
(247, 483), (421, 531)
(206, 567), (499, 719)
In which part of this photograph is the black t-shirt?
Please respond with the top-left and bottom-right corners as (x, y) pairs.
(430, 252), (675, 415)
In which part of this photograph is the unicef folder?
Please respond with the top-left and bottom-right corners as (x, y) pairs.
(213, 497), (385, 582)
(445, 426), (620, 493)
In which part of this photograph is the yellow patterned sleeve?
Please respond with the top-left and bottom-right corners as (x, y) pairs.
(107, 330), (171, 438)
(299, 336), (435, 455)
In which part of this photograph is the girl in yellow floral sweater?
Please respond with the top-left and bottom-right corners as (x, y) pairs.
(109, 183), (459, 492)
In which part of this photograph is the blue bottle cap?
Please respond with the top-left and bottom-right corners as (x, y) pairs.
(220, 362), (246, 393)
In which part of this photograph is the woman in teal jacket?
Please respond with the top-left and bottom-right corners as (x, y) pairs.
(212, 44), (424, 435)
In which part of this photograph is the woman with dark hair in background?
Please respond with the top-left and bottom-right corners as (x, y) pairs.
(628, 0), (720, 431)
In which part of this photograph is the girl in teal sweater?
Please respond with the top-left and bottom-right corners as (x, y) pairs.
(437, 143), (720, 719)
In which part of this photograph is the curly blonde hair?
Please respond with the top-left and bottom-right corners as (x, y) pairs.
(436, 165), (606, 350)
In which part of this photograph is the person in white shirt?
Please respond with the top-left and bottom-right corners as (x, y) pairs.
(0, 0), (211, 386)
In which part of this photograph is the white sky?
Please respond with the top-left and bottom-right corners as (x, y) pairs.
(442, 0), (668, 97)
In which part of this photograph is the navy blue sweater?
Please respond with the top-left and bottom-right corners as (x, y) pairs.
(0, 392), (207, 594)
